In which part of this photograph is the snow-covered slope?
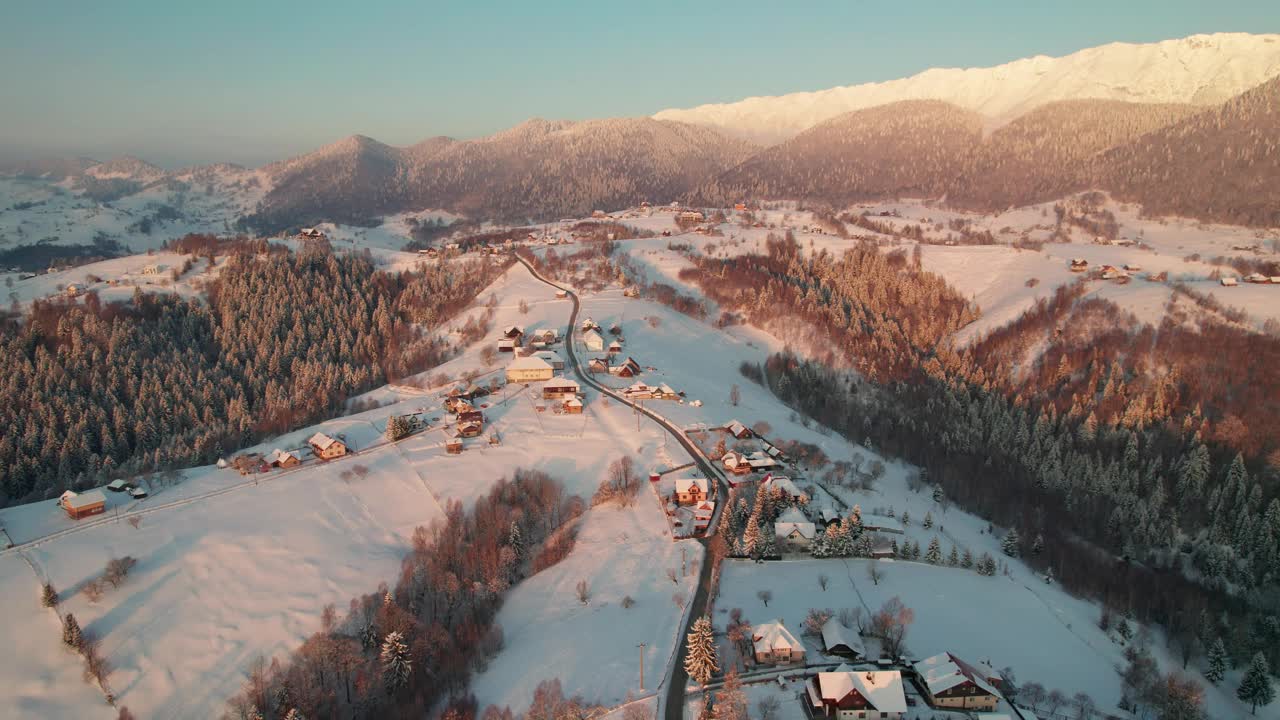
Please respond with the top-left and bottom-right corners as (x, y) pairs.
(654, 33), (1280, 144)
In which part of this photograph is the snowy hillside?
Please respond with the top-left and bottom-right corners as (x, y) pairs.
(654, 33), (1280, 143)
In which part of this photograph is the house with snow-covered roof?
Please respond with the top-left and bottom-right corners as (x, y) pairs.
(674, 478), (709, 505)
(805, 669), (906, 719)
(582, 329), (605, 352)
(914, 652), (1003, 712)
(775, 506), (816, 549)
(308, 432), (348, 460)
(506, 355), (554, 383)
(820, 617), (866, 659)
(542, 377), (579, 400)
(751, 619), (804, 665)
(763, 474), (806, 503)
(725, 419), (750, 439)
(60, 489), (107, 520)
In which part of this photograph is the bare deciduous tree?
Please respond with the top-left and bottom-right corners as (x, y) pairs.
(756, 590), (772, 607)
(575, 579), (591, 605)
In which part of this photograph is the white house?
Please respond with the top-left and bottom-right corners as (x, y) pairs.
(752, 620), (804, 664)
(775, 506), (816, 548)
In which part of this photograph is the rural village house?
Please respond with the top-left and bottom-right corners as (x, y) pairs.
(506, 355), (555, 383)
(308, 432), (348, 460)
(821, 617), (867, 659)
(775, 506), (816, 549)
(542, 377), (580, 400)
(913, 652), (1003, 712)
(674, 477), (709, 505)
(752, 619), (805, 664)
(59, 489), (107, 520)
(806, 668), (907, 719)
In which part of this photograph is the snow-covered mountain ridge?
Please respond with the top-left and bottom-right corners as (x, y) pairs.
(653, 33), (1280, 144)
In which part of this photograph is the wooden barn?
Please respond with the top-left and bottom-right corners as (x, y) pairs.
(60, 490), (107, 520)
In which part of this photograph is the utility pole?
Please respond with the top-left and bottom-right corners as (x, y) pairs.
(637, 642), (646, 691)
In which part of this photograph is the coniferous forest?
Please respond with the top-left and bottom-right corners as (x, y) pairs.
(0, 237), (507, 506)
(680, 235), (1280, 672)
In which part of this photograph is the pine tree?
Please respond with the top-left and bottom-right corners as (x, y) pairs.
(947, 545), (959, 566)
(758, 525), (777, 559)
(1001, 527), (1022, 558)
(684, 615), (719, 687)
(1238, 652), (1275, 715)
(925, 536), (942, 564)
(380, 631), (412, 693)
(890, 539), (900, 557)
(932, 486), (943, 503)
(922, 512), (934, 529)
(900, 510), (910, 526)
(62, 613), (83, 649)
(1206, 638), (1227, 684)
(1031, 533), (1045, 556)
(385, 415), (411, 441)
(742, 513), (761, 557)
(977, 553), (996, 576)
(41, 582), (58, 608)
(961, 547), (974, 569)
(508, 521), (524, 561)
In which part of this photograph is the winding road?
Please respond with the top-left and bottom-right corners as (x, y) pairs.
(512, 255), (724, 720)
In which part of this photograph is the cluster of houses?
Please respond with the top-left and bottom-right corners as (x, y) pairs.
(1221, 273), (1280, 286)
(745, 615), (1007, 718)
(220, 431), (350, 477)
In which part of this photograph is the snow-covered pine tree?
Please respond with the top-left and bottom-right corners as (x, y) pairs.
(742, 513), (761, 557)
(1237, 652), (1275, 714)
(1001, 527), (1022, 558)
(508, 521), (524, 561)
(977, 553), (996, 576)
(360, 622), (379, 650)
(380, 631), (412, 693)
(684, 615), (719, 687)
(62, 613), (82, 649)
(901, 510), (910, 526)
(947, 545), (959, 566)
(932, 486), (943, 503)
(890, 539), (900, 557)
(1206, 638), (1227, 684)
(385, 415), (411, 441)
(855, 533), (874, 558)
(759, 525), (777, 559)
(961, 547), (974, 568)
(923, 512), (934, 529)
(925, 537), (942, 564)
(1031, 533), (1045, 556)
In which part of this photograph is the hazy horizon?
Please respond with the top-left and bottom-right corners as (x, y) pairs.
(2, 0), (1278, 168)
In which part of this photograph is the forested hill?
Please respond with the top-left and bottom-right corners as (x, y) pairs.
(0, 239), (507, 506)
(677, 235), (1280, 672)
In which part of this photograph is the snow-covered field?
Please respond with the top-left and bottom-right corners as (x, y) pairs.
(0, 198), (1274, 719)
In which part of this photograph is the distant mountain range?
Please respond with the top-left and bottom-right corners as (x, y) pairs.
(654, 33), (1280, 144)
(3, 33), (1278, 230)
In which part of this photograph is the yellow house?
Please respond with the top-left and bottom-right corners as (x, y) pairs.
(505, 356), (554, 384)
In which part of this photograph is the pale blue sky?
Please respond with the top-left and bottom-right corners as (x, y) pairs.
(1, 0), (1276, 167)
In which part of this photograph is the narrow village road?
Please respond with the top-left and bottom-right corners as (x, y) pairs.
(512, 255), (724, 720)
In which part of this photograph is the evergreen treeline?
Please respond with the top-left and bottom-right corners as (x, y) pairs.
(681, 240), (1279, 670)
(223, 469), (584, 720)
(0, 241), (506, 505)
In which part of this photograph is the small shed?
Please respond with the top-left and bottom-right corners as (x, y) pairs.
(446, 438), (464, 454)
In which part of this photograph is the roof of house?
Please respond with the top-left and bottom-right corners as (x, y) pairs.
(776, 506), (816, 539)
(813, 670), (907, 713)
(534, 350), (564, 364)
(726, 420), (749, 437)
(915, 652), (1002, 698)
(675, 478), (709, 494)
(765, 475), (805, 496)
(544, 376), (579, 389)
(583, 329), (604, 344)
(821, 617), (867, 657)
(63, 489), (107, 509)
(752, 620), (802, 654)
(308, 432), (341, 450)
(266, 449), (302, 464)
(863, 514), (904, 533)
(507, 356), (553, 372)
(564, 397), (583, 408)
